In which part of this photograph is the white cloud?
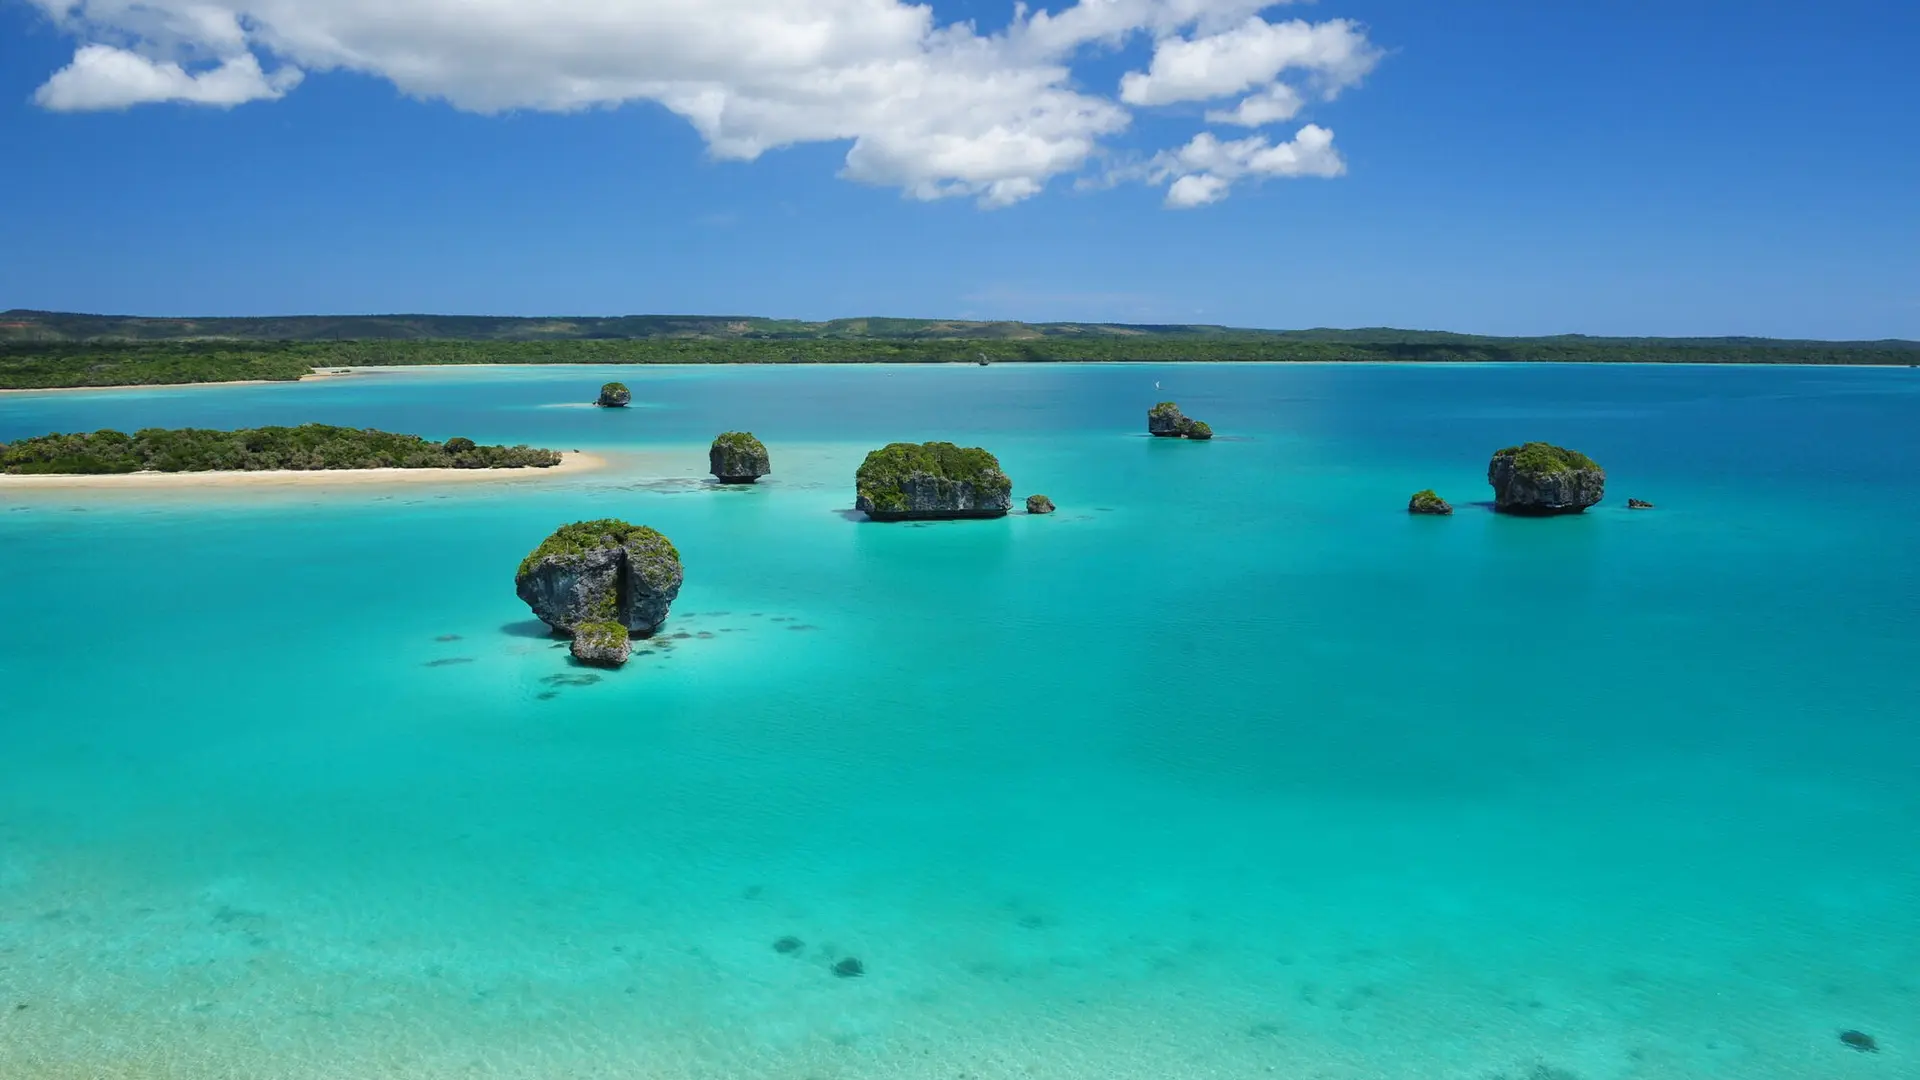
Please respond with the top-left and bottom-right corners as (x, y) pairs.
(34, 45), (300, 111)
(1120, 16), (1379, 106)
(1166, 173), (1231, 208)
(1148, 123), (1344, 205)
(1204, 82), (1303, 126)
(27, 1), (1378, 208)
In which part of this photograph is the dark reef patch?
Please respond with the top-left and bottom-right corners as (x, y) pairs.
(423, 657), (475, 667)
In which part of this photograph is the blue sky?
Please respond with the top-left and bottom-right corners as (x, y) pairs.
(2, 0), (1915, 338)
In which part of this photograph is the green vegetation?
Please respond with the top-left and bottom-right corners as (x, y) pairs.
(1409, 489), (1452, 514)
(0, 424), (560, 475)
(596, 381), (631, 406)
(4, 310), (1916, 389)
(711, 431), (765, 456)
(1495, 442), (1600, 475)
(1183, 419), (1214, 439)
(516, 519), (678, 579)
(855, 441), (1011, 514)
(573, 620), (629, 650)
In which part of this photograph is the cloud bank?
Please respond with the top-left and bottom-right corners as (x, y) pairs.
(27, 0), (1380, 208)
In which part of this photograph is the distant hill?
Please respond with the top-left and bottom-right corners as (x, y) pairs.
(0, 310), (1252, 343)
(3, 309), (1916, 390)
(6, 309), (1912, 353)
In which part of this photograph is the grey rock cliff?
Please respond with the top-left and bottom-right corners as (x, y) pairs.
(515, 520), (684, 635)
(1487, 443), (1606, 515)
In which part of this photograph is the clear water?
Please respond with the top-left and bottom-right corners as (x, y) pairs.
(2, 363), (1916, 1079)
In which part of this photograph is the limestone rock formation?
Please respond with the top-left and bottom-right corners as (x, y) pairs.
(854, 441), (1012, 520)
(710, 432), (771, 483)
(1488, 442), (1606, 515)
(1408, 489), (1453, 515)
(516, 519), (684, 639)
(1627, 498), (1655, 509)
(570, 620), (632, 667)
(596, 382), (632, 408)
(1149, 402), (1214, 439)
(1148, 401), (1187, 437)
(1026, 494), (1056, 514)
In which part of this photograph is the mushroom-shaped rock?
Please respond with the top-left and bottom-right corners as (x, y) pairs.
(710, 432), (771, 484)
(1627, 498), (1655, 510)
(1026, 494), (1056, 514)
(570, 620), (632, 667)
(596, 382), (632, 408)
(515, 519), (684, 636)
(854, 441), (1012, 521)
(1488, 442), (1606, 515)
(1408, 489), (1453, 515)
(1148, 402), (1187, 437)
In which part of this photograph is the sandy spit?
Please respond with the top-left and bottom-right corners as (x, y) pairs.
(0, 451), (605, 490)
(0, 369), (364, 396)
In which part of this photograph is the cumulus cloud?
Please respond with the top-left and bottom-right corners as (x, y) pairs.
(1119, 16), (1379, 106)
(35, 45), (301, 111)
(26, 0), (1378, 208)
(1151, 124), (1345, 206)
(1204, 83), (1304, 126)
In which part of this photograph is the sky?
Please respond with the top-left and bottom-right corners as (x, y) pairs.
(1, 0), (1916, 338)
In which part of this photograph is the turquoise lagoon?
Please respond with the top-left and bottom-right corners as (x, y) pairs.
(1, 363), (1916, 1079)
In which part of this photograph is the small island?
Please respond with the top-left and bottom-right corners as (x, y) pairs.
(596, 382), (632, 407)
(1026, 494), (1056, 514)
(515, 519), (685, 667)
(1148, 401), (1213, 439)
(0, 425), (561, 474)
(854, 441), (1012, 520)
(1408, 489), (1453, 515)
(710, 432), (771, 483)
(1627, 498), (1655, 510)
(1488, 442), (1605, 514)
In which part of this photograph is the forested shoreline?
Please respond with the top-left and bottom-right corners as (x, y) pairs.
(4, 334), (1917, 390)
(0, 425), (561, 474)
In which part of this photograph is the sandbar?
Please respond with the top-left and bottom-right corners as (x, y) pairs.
(0, 450), (604, 490)
(0, 368), (363, 396)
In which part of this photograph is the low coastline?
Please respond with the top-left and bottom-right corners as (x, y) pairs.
(0, 449), (604, 490)
(0, 368), (364, 396)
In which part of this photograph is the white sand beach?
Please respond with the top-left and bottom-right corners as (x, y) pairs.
(0, 450), (605, 490)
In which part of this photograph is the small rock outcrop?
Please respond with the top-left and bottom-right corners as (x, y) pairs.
(515, 520), (684, 655)
(854, 441), (1012, 520)
(710, 432), (771, 483)
(596, 382), (632, 408)
(1149, 402), (1214, 439)
(1408, 489), (1453, 515)
(570, 620), (632, 667)
(1488, 442), (1606, 515)
(1627, 498), (1655, 510)
(1026, 494), (1056, 514)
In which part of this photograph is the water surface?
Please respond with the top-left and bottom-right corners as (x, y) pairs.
(2, 363), (1916, 1079)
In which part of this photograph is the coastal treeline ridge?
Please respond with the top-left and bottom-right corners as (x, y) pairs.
(0, 425), (561, 474)
(2, 309), (1916, 389)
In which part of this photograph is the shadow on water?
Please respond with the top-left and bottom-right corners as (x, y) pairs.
(501, 619), (562, 640)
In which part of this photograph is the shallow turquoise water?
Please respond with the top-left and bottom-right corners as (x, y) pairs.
(2, 363), (1917, 1079)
